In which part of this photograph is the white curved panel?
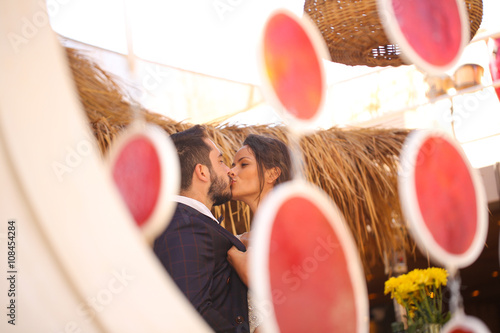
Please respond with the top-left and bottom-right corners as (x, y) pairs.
(0, 1), (211, 332)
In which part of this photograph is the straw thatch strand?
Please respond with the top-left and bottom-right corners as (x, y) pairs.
(65, 46), (413, 272)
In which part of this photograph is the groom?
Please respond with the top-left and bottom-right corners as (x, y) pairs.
(154, 125), (249, 333)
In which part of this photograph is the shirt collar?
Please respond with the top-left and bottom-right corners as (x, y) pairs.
(174, 195), (220, 224)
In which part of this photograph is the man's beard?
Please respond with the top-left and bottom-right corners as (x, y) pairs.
(208, 172), (232, 206)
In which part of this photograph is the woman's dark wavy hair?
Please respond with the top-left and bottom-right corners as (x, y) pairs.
(242, 134), (292, 199)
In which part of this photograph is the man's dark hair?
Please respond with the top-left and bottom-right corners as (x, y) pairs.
(171, 125), (212, 191)
(242, 134), (292, 199)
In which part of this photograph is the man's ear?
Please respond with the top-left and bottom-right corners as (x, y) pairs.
(265, 167), (281, 184)
(194, 164), (210, 182)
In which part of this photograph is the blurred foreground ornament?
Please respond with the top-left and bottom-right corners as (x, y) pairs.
(251, 181), (369, 333)
(252, 9), (369, 333)
(260, 9), (328, 126)
(107, 122), (180, 244)
(398, 130), (488, 269)
(378, 0), (469, 74)
(304, 0), (482, 69)
(441, 311), (491, 333)
(397, 129), (490, 333)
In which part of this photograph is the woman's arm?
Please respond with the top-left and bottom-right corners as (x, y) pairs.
(227, 245), (249, 286)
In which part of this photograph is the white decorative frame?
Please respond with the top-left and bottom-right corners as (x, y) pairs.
(107, 122), (180, 244)
(377, 0), (469, 75)
(398, 129), (488, 269)
(442, 312), (491, 333)
(257, 9), (330, 132)
(250, 180), (369, 333)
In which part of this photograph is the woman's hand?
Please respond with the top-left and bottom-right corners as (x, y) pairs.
(227, 246), (249, 286)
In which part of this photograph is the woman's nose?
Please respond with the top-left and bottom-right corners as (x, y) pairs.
(228, 168), (235, 177)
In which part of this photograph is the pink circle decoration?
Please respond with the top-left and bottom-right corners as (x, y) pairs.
(260, 9), (327, 123)
(441, 313), (491, 333)
(398, 130), (488, 269)
(378, 0), (469, 74)
(113, 136), (161, 226)
(108, 124), (180, 243)
(414, 137), (476, 255)
(250, 181), (369, 333)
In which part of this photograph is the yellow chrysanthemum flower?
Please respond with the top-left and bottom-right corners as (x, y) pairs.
(384, 276), (401, 295)
(427, 267), (448, 288)
(384, 267), (450, 329)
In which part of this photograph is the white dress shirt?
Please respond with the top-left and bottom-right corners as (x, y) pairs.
(173, 195), (220, 224)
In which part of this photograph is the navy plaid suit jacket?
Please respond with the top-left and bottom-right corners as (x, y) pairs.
(154, 203), (249, 333)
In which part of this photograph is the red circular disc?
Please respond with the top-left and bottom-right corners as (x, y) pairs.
(378, 0), (468, 73)
(398, 130), (488, 268)
(108, 124), (180, 244)
(261, 10), (326, 122)
(414, 136), (476, 255)
(113, 135), (161, 226)
(251, 181), (368, 333)
(442, 313), (491, 333)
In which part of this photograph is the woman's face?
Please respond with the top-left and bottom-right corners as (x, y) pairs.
(229, 146), (261, 204)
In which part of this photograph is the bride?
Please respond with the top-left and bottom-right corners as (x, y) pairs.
(226, 134), (292, 333)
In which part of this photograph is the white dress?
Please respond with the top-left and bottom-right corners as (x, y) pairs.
(248, 291), (262, 333)
(235, 234), (261, 332)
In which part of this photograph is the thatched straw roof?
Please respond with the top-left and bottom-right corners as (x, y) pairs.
(65, 47), (413, 273)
